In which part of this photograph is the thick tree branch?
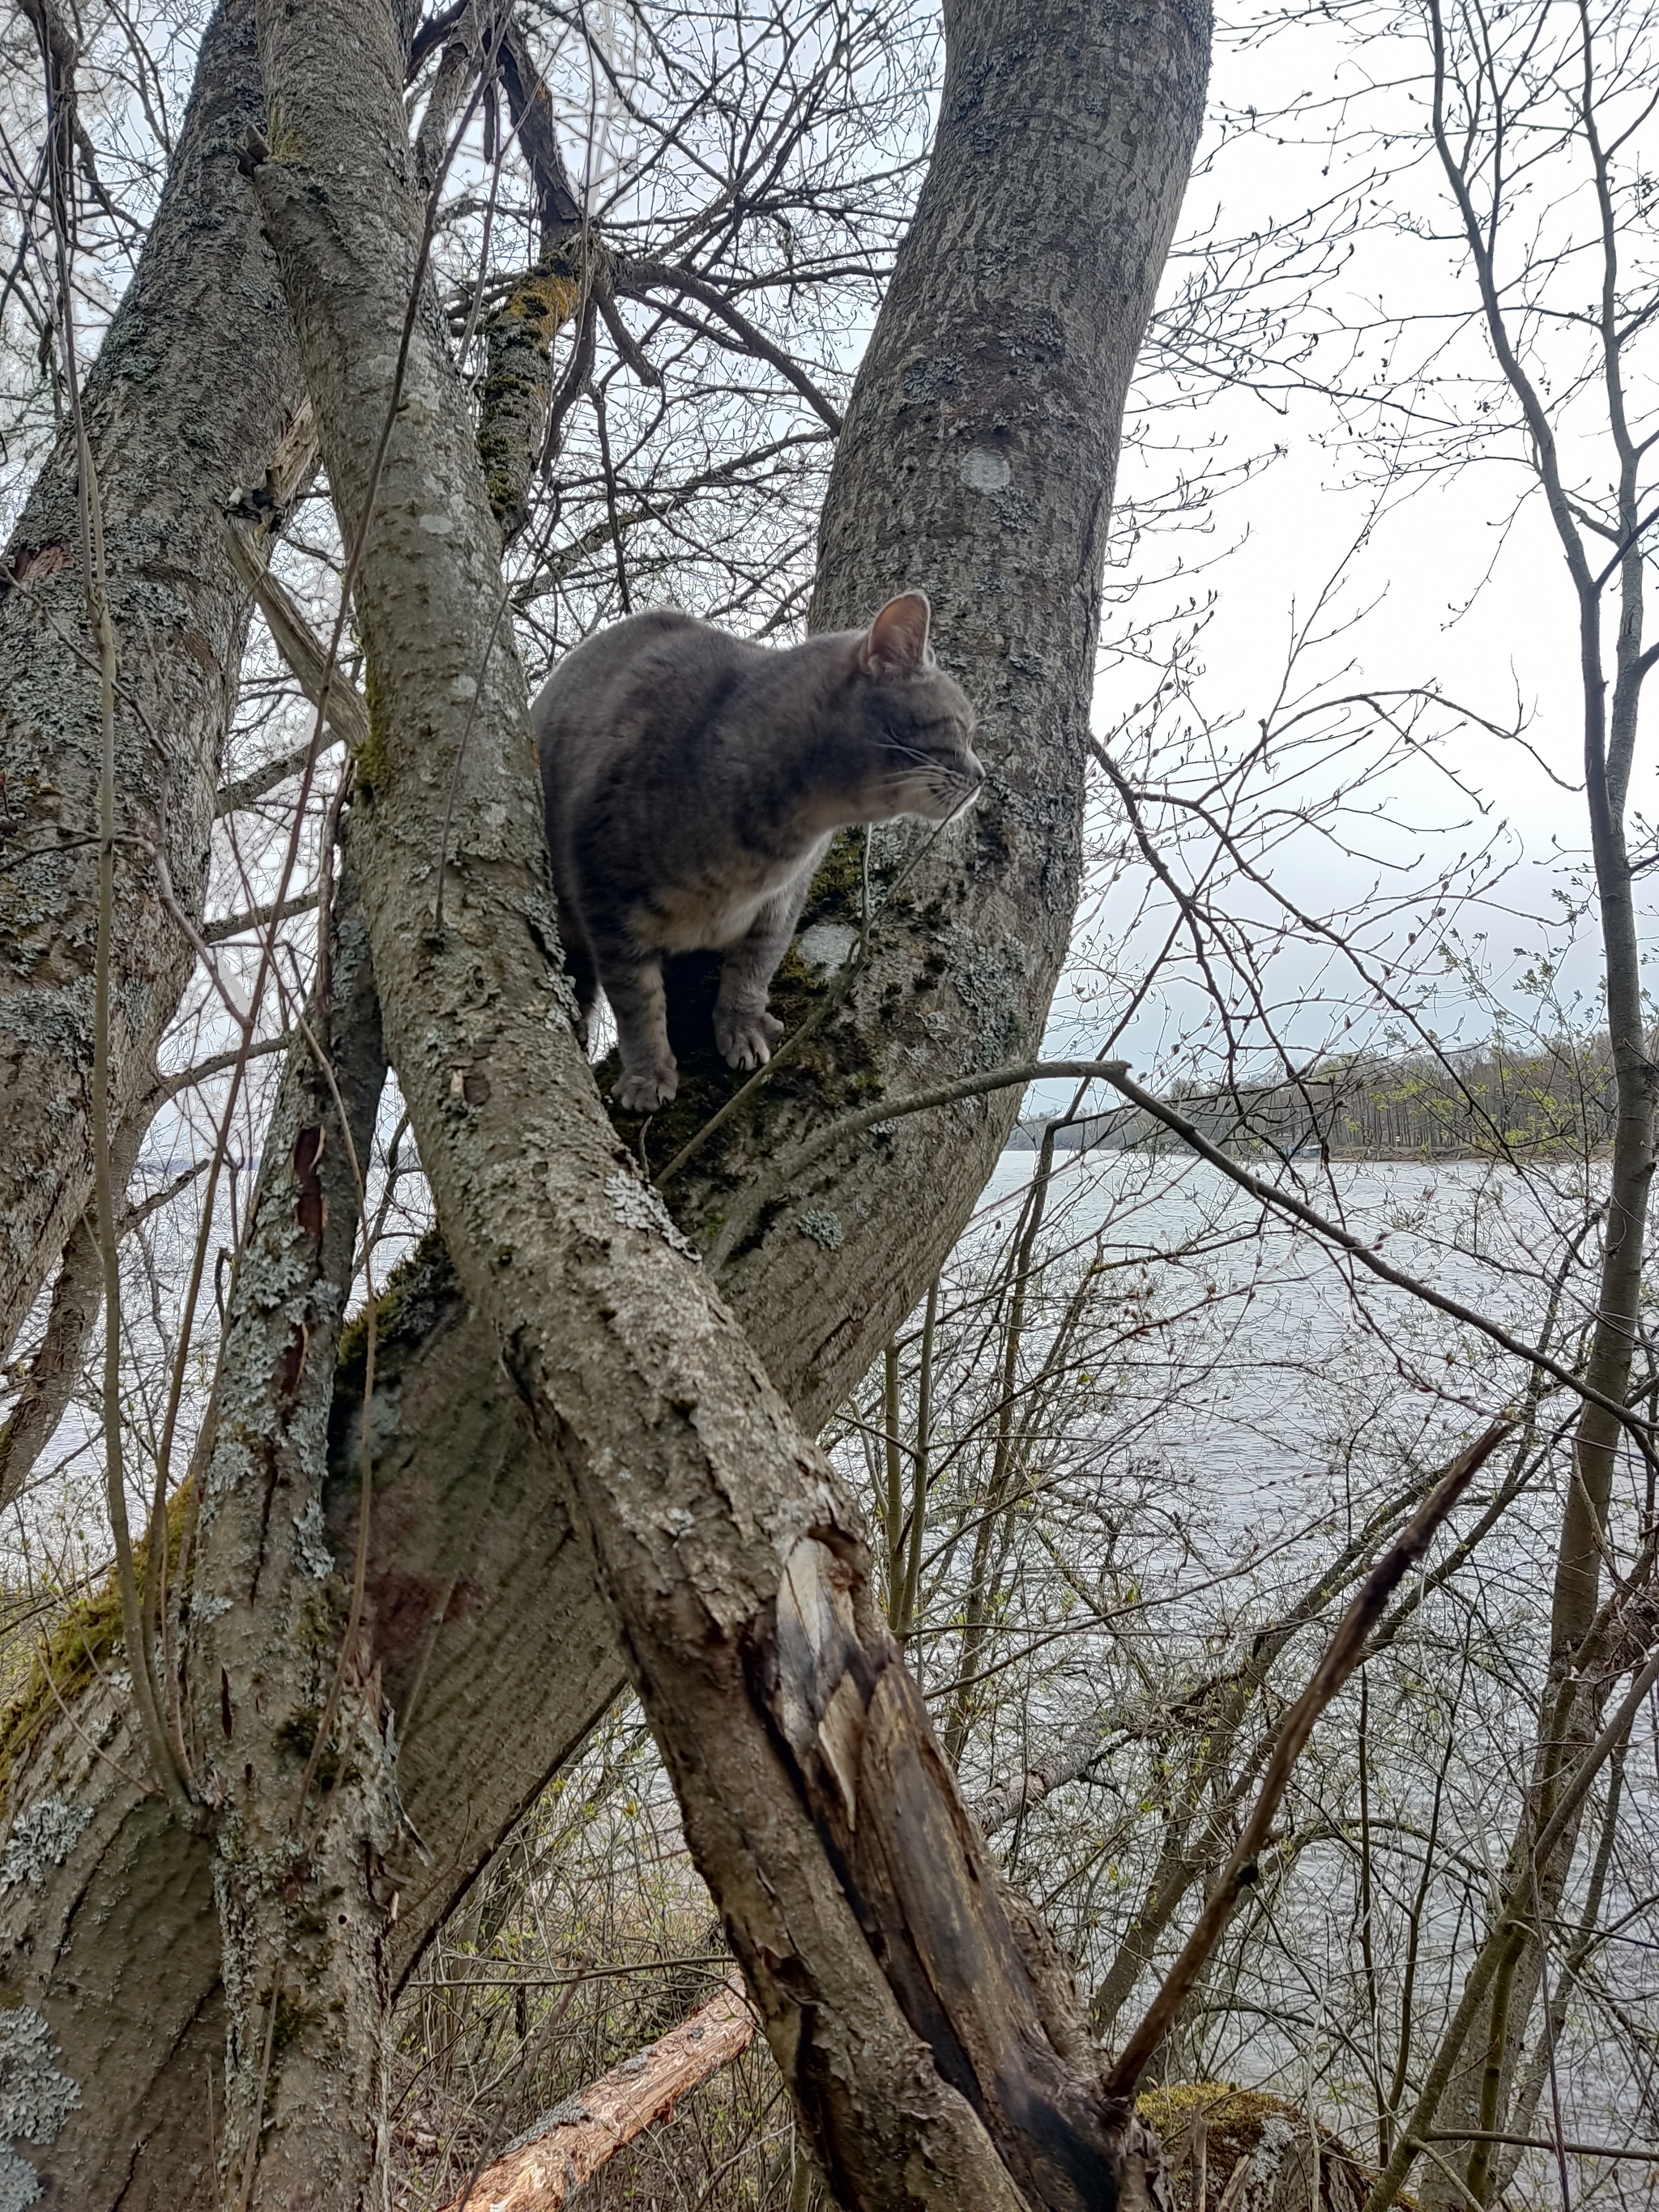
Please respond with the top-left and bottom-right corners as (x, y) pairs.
(0, 0), (305, 1357)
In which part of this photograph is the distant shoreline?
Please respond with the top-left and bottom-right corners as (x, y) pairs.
(1002, 1139), (1615, 1164)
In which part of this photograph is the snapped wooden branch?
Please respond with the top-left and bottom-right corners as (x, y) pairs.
(437, 1972), (755, 2212)
(220, 520), (369, 752)
(458, 1725), (1108, 2197)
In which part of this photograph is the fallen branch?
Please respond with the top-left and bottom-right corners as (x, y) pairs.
(439, 1971), (755, 2212)
(455, 1719), (1091, 2203)
(967, 1710), (1119, 1839)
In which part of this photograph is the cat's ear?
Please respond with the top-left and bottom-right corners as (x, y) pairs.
(858, 591), (932, 680)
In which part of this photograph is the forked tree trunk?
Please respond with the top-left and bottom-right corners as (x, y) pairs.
(237, 0), (1200, 2198)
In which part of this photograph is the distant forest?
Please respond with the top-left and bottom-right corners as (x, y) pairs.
(1010, 1035), (1623, 1160)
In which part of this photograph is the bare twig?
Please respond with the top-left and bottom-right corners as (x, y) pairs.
(1091, 1065), (1655, 1455)
(1102, 1421), (1512, 2099)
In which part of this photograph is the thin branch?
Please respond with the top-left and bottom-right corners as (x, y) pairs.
(220, 520), (370, 750)
(1093, 1064), (1655, 1454)
(216, 737), (340, 817)
(156, 1032), (296, 1095)
(1423, 2132), (1659, 2163)
(202, 893), (318, 945)
(759, 1057), (1129, 1191)
(1102, 1421), (1511, 2099)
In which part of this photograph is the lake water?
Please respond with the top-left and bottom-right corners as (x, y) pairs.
(951, 1149), (1614, 1539)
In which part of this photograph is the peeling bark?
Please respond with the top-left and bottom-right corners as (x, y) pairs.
(0, 0), (305, 1355)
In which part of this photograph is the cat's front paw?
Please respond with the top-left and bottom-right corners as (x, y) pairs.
(714, 1004), (784, 1072)
(613, 1059), (678, 1113)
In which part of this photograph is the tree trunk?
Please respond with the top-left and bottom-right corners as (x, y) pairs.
(0, 0), (305, 1356)
(1407, 43), (1658, 2193)
(0, 1257), (623, 2208)
(181, 853), (394, 2202)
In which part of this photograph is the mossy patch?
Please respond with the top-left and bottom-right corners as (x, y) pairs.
(335, 1225), (460, 1392)
(479, 260), (582, 532)
(0, 1485), (192, 1821)
(1137, 2082), (1397, 2209)
(273, 1703), (345, 1792)
(356, 658), (394, 791)
(1138, 2080), (1292, 2150)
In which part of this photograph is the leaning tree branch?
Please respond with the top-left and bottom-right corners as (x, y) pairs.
(1102, 1421), (1512, 2099)
(220, 520), (370, 749)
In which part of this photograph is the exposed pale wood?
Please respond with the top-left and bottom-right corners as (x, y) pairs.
(436, 1973), (755, 2212)
(220, 518), (370, 750)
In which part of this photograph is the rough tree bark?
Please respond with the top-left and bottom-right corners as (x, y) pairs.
(0, 0), (306, 1356)
(0, 0), (1209, 2200)
(180, 855), (395, 2201)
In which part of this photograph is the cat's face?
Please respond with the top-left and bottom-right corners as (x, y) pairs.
(847, 593), (983, 825)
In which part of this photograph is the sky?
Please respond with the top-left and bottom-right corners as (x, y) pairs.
(1038, 0), (1659, 1090)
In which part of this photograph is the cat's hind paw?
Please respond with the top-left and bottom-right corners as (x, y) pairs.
(613, 1059), (678, 1113)
(714, 1005), (785, 1072)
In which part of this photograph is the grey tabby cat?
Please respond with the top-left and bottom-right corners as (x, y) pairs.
(533, 591), (981, 1111)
